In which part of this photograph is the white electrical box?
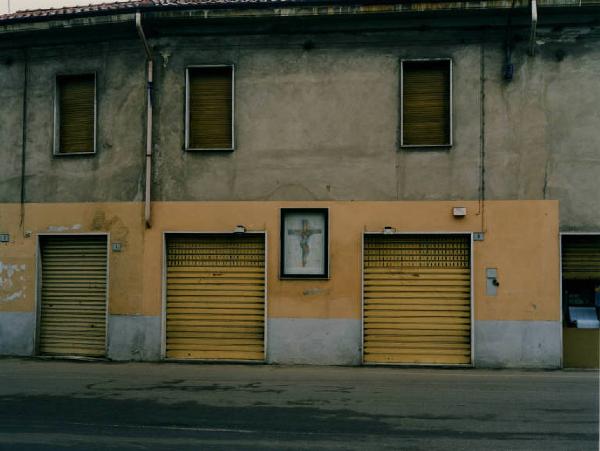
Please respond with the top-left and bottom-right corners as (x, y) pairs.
(453, 207), (467, 217)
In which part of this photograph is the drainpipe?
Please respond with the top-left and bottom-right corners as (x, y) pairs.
(20, 48), (28, 231)
(502, 0), (516, 81)
(529, 0), (538, 56)
(136, 11), (154, 228)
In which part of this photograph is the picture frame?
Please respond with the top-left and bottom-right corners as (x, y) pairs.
(280, 208), (329, 279)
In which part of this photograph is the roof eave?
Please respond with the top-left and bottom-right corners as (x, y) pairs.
(0, 0), (595, 36)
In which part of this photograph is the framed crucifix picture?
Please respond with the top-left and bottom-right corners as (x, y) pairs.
(280, 208), (329, 278)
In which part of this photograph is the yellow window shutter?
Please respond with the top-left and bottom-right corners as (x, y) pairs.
(402, 61), (450, 146)
(188, 67), (233, 150)
(562, 236), (600, 280)
(57, 74), (95, 154)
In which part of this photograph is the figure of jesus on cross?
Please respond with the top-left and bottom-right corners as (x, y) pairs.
(288, 219), (322, 267)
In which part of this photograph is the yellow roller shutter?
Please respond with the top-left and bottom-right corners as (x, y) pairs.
(363, 234), (471, 365)
(39, 236), (107, 357)
(57, 74), (95, 154)
(188, 67), (233, 149)
(166, 234), (265, 361)
(562, 236), (600, 280)
(402, 60), (450, 146)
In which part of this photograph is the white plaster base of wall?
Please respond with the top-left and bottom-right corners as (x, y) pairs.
(107, 315), (161, 361)
(474, 320), (561, 368)
(267, 318), (361, 365)
(0, 312), (35, 356)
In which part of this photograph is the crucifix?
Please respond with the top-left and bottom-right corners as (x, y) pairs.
(288, 219), (322, 267)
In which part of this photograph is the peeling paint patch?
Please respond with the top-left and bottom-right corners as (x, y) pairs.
(0, 262), (27, 303)
(91, 210), (129, 244)
(47, 226), (69, 232)
(0, 262), (23, 289)
(303, 288), (329, 296)
(3, 290), (24, 302)
(47, 224), (83, 232)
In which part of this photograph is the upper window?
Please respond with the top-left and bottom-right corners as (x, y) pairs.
(54, 74), (96, 155)
(401, 59), (451, 147)
(185, 66), (234, 151)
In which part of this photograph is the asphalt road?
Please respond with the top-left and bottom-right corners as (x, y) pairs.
(0, 359), (597, 450)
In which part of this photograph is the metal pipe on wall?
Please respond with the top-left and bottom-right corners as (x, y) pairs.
(478, 39), (486, 235)
(20, 48), (28, 231)
(135, 11), (154, 228)
(529, 0), (538, 56)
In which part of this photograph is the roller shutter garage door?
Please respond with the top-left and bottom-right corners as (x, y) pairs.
(39, 235), (108, 357)
(363, 234), (471, 365)
(166, 234), (265, 360)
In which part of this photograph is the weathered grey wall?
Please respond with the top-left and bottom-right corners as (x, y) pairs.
(0, 17), (598, 230)
(107, 315), (161, 361)
(151, 36), (483, 202)
(267, 318), (362, 365)
(0, 49), (26, 202)
(0, 312), (35, 356)
(0, 41), (146, 203)
(484, 37), (600, 231)
(474, 320), (562, 368)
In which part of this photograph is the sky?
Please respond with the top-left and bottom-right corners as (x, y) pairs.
(1, 0), (128, 14)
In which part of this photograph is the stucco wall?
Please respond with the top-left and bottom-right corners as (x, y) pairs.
(0, 200), (560, 365)
(0, 10), (592, 366)
(0, 20), (598, 231)
(484, 41), (600, 231)
(148, 37), (484, 204)
(0, 41), (146, 204)
(0, 49), (25, 203)
(0, 203), (146, 316)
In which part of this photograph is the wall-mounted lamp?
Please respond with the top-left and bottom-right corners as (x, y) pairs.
(452, 207), (467, 218)
(233, 225), (247, 234)
(383, 226), (395, 234)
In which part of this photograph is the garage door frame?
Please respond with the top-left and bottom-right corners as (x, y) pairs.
(361, 231), (474, 366)
(35, 232), (110, 357)
(560, 231), (600, 368)
(161, 231), (268, 362)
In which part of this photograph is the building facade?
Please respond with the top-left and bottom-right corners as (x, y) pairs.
(0, 0), (598, 367)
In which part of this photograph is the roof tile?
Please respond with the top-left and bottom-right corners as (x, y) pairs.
(0, 0), (316, 24)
